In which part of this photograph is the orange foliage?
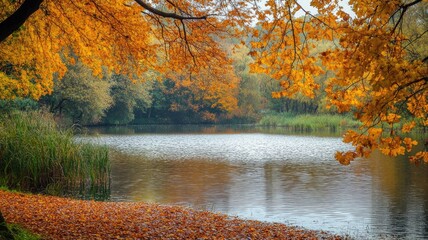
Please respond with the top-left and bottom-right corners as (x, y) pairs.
(0, 0), (246, 102)
(0, 190), (342, 239)
(164, 54), (240, 113)
(249, 0), (427, 164)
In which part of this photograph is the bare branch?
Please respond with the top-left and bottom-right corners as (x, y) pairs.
(180, 19), (196, 64)
(390, 0), (423, 33)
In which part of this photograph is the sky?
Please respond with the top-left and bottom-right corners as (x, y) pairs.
(251, 0), (355, 26)
(262, 0), (355, 17)
(297, 0), (354, 16)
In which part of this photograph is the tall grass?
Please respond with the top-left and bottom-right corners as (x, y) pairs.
(6, 223), (41, 240)
(258, 113), (360, 131)
(0, 111), (110, 198)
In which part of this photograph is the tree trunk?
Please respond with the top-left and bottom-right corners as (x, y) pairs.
(0, 0), (44, 42)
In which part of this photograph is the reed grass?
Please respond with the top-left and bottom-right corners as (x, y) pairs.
(258, 113), (360, 131)
(0, 111), (110, 198)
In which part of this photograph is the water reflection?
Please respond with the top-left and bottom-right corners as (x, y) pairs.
(84, 124), (345, 137)
(368, 151), (428, 238)
(79, 125), (428, 239)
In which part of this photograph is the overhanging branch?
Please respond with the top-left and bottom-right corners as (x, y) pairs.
(0, 0), (208, 43)
(0, 0), (44, 42)
(134, 0), (207, 20)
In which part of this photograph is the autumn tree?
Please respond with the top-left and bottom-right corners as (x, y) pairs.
(0, 0), (250, 99)
(249, 0), (427, 164)
(145, 64), (239, 123)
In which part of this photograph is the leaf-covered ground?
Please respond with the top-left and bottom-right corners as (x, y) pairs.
(0, 190), (343, 239)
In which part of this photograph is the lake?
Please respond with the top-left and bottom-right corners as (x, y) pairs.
(79, 125), (428, 239)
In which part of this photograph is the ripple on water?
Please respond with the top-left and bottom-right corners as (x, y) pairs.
(78, 133), (353, 165)
(76, 130), (428, 239)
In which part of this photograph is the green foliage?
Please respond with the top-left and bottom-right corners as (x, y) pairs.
(40, 60), (113, 125)
(103, 74), (152, 125)
(142, 78), (228, 124)
(8, 224), (41, 240)
(0, 98), (38, 113)
(0, 111), (110, 197)
(258, 113), (360, 131)
(1, 210), (40, 240)
(230, 45), (264, 123)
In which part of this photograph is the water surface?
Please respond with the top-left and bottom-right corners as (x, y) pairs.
(79, 125), (428, 239)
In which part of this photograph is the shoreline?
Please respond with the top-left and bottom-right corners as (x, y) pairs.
(0, 190), (344, 239)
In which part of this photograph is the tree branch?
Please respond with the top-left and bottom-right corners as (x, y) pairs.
(134, 0), (207, 20)
(0, 0), (44, 42)
(180, 19), (196, 64)
(0, 0), (208, 43)
(390, 0), (422, 34)
(165, 0), (190, 16)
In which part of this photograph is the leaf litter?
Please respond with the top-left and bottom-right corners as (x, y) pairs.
(0, 190), (344, 239)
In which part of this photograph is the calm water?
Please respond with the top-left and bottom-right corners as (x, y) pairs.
(79, 125), (428, 239)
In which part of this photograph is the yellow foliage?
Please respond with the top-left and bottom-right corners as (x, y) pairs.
(249, 0), (427, 164)
(410, 152), (428, 163)
(381, 113), (402, 125)
(0, 0), (244, 103)
(403, 138), (418, 152)
(335, 151), (357, 165)
(401, 121), (416, 133)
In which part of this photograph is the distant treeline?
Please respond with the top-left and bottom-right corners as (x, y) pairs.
(0, 58), (346, 126)
(0, 44), (348, 126)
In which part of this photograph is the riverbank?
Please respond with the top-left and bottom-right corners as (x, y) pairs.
(258, 113), (360, 131)
(0, 190), (343, 239)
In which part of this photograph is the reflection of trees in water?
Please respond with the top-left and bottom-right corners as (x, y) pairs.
(261, 155), (428, 237)
(109, 144), (428, 237)
(370, 151), (428, 238)
(84, 124), (347, 137)
(413, 157), (428, 238)
(261, 160), (373, 220)
(263, 162), (359, 194)
(264, 163), (274, 209)
(425, 201), (428, 238)
(110, 150), (234, 209)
